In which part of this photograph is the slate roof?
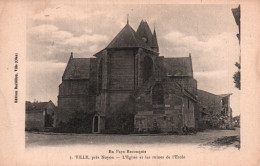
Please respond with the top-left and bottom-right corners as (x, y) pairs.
(26, 101), (54, 113)
(136, 20), (153, 47)
(163, 57), (193, 77)
(106, 23), (150, 50)
(62, 58), (91, 80)
(26, 101), (48, 110)
(151, 29), (159, 48)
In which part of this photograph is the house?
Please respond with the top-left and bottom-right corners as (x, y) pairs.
(25, 100), (56, 131)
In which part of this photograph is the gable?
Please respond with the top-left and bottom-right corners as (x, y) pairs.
(106, 24), (150, 49)
(62, 58), (91, 80)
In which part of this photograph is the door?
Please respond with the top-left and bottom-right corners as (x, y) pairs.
(94, 116), (99, 132)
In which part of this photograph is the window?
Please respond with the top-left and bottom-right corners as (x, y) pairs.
(152, 84), (164, 105)
(143, 56), (153, 83)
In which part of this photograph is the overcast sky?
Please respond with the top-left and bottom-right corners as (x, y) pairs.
(26, 3), (240, 115)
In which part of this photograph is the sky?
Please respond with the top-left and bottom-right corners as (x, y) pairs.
(26, 2), (240, 116)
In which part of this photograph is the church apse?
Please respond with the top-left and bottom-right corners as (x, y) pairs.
(57, 19), (200, 134)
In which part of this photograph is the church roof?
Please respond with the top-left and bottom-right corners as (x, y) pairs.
(152, 29), (159, 48)
(62, 58), (91, 80)
(163, 57), (193, 77)
(136, 20), (153, 47)
(106, 23), (149, 49)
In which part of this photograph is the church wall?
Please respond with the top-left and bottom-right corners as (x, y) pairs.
(182, 98), (195, 128)
(57, 96), (88, 122)
(110, 49), (135, 90)
(95, 92), (108, 113)
(57, 79), (95, 123)
(135, 106), (183, 133)
(88, 58), (98, 95)
(136, 49), (159, 87)
(108, 92), (132, 113)
(170, 77), (197, 95)
(58, 80), (89, 96)
(134, 80), (187, 133)
(164, 80), (196, 128)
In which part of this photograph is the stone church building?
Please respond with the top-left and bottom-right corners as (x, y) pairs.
(57, 20), (201, 134)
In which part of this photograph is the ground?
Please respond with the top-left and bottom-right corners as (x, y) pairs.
(26, 128), (240, 149)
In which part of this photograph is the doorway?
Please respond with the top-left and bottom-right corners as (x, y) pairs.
(93, 116), (99, 133)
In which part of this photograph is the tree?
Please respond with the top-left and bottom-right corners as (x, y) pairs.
(233, 62), (240, 90)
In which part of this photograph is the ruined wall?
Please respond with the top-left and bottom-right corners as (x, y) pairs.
(197, 90), (222, 115)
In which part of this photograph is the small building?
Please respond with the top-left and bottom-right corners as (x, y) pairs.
(25, 100), (56, 131)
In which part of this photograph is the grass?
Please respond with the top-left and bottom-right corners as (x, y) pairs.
(210, 135), (240, 149)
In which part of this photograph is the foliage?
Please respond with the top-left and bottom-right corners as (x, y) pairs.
(54, 111), (96, 133)
(233, 62), (241, 90)
(233, 115), (240, 127)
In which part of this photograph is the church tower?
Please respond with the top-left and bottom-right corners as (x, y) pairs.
(136, 20), (153, 48)
(152, 28), (159, 52)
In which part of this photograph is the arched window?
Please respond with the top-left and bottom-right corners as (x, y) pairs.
(152, 84), (164, 105)
(143, 56), (153, 83)
(98, 58), (103, 94)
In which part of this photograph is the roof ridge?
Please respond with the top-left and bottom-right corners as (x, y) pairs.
(164, 56), (190, 59)
(106, 23), (151, 49)
(72, 58), (89, 59)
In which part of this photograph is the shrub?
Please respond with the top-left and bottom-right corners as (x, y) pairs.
(54, 111), (96, 133)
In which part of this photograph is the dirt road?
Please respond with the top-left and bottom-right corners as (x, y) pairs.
(26, 128), (240, 148)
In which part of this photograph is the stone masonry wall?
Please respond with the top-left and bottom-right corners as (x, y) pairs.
(109, 49), (135, 90)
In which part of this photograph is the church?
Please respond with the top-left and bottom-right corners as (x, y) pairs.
(56, 19), (200, 134)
